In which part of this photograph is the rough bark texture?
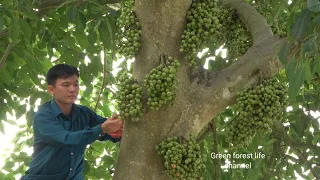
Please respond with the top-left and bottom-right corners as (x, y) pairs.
(222, 0), (273, 44)
(112, 0), (288, 180)
(113, 1), (192, 179)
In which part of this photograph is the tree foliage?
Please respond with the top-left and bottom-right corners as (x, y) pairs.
(0, 0), (319, 179)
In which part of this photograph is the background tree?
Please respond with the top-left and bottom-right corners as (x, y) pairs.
(0, 0), (319, 180)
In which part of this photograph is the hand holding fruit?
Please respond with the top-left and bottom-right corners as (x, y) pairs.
(101, 114), (124, 137)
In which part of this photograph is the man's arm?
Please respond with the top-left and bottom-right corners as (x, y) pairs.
(34, 112), (101, 147)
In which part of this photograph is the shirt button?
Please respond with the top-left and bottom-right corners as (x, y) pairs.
(71, 152), (73, 155)
(70, 168), (72, 171)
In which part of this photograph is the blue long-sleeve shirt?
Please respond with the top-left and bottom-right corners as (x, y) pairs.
(22, 99), (120, 180)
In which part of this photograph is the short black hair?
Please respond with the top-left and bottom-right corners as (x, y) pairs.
(46, 64), (79, 86)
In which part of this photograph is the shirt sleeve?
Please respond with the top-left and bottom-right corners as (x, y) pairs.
(86, 108), (107, 128)
(33, 111), (101, 147)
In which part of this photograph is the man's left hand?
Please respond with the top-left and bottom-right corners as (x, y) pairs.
(108, 114), (124, 138)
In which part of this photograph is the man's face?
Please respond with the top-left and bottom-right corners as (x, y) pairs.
(48, 75), (79, 105)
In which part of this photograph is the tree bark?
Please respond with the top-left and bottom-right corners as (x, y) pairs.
(0, 41), (15, 69)
(113, 0), (191, 179)
(113, 0), (288, 180)
(222, 0), (273, 44)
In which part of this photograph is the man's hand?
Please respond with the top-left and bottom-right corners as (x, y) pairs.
(101, 114), (124, 137)
(108, 124), (123, 138)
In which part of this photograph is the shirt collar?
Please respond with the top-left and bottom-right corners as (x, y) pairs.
(50, 98), (81, 117)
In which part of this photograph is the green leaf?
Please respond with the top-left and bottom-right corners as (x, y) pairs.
(315, 14), (320, 24)
(67, 6), (78, 23)
(83, 159), (90, 175)
(86, 150), (96, 160)
(304, 61), (312, 83)
(289, 114), (305, 138)
(29, 59), (45, 76)
(278, 42), (292, 65)
(3, 161), (15, 169)
(273, 1), (286, 21)
(63, 35), (83, 53)
(285, 56), (296, 78)
(103, 104), (112, 117)
(88, 55), (102, 76)
(288, 65), (305, 100)
(88, 31), (97, 46)
(15, 105), (26, 119)
(94, 19), (102, 31)
(26, 110), (35, 127)
(0, 121), (4, 133)
(98, 17), (115, 50)
(16, 64), (29, 82)
(0, 17), (4, 31)
(101, 155), (115, 165)
(60, 50), (79, 66)
(307, 0), (320, 12)
(312, 54), (320, 76)
(222, 108), (233, 117)
(95, 168), (112, 179)
(33, 48), (47, 59)
(0, 6), (14, 19)
(79, 64), (93, 84)
(21, 11), (39, 20)
(0, 67), (12, 86)
(291, 9), (312, 41)
(266, 138), (278, 145)
(9, 20), (20, 42)
(78, 12), (87, 29)
(20, 19), (32, 42)
(85, 0), (104, 6)
(5, 119), (17, 126)
(303, 38), (317, 53)
(74, 30), (89, 49)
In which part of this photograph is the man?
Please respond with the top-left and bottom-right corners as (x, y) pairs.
(22, 64), (124, 180)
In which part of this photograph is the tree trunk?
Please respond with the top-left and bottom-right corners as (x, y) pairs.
(113, 0), (287, 179)
(113, 1), (193, 179)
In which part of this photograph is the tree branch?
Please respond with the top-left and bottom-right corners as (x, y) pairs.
(262, 138), (281, 180)
(182, 0), (287, 135)
(188, 37), (287, 135)
(274, 121), (320, 151)
(94, 47), (108, 112)
(196, 119), (214, 143)
(0, 28), (9, 39)
(294, 149), (320, 179)
(273, 121), (320, 179)
(0, 41), (15, 69)
(222, 0), (273, 45)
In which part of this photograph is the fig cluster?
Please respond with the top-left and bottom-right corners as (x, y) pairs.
(156, 135), (205, 180)
(226, 77), (288, 148)
(223, 10), (252, 59)
(180, 0), (253, 67)
(144, 56), (180, 110)
(114, 71), (143, 122)
(180, 0), (221, 67)
(116, 0), (141, 59)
